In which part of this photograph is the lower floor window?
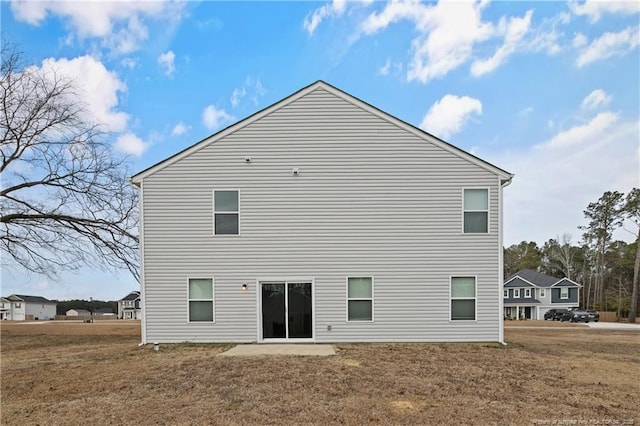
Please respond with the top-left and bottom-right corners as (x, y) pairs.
(347, 277), (373, 321)
(189, 278), (214, 322)
(451, 276), (476, 321)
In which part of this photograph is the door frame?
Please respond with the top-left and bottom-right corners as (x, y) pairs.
(256, 278), (315, 343)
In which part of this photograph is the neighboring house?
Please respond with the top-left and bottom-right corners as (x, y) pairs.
(503, 269), (581, 320)
(66, 309), (91, 316)
(131, 80), (513, 344)
(0, 297), (10, 320)
(95, 308), (116, 318)
(1, 295), (57, 320)
(118, 291), (142, 320)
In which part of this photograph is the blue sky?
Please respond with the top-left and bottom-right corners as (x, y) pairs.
(1, 0), (639, 301)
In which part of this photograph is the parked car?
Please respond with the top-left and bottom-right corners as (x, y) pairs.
(586, 310), (600, 322)
(544, 308), (568, 321)
(561, 309), (590, 323)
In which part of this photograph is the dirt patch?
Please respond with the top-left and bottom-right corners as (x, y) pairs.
(1, 322), (638, 425)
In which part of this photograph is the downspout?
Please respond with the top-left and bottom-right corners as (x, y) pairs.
(498, 174), (514, 346)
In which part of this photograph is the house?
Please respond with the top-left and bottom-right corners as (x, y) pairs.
(66, 309), (91, 316)
(118, 291), (142, 320)
(0, 294), (57, 320)
(95, 308), (116, 318)
(131, 80), (513, 344)
(0, 297), (10, 320)
(503, 269), (581, 320)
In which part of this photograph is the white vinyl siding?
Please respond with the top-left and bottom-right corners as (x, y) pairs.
(347, 277), (373, 322)
(463, 189), (489, 233)
(451, 277), (476, 321)
(188, 278), (214, 322)
(139, 87), (504, 343)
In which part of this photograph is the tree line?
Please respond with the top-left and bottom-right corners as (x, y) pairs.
(54, 299), (119, 316)
(505, 189), (640, 322)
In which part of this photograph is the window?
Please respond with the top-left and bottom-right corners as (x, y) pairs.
(347, 277), (373, 321)
(514, 289), (520, 298)
(451, 277), (476, 321)
(15, 303), (21, 308)
(540, 289), (545, 298)
(560, 287), (569, 299)
(504, 289), (508, 298)
(463, 189), (488, 233)
(525, 288), (531, 298)
(188, 278), (214, 322)
(213, 190), (239, 235)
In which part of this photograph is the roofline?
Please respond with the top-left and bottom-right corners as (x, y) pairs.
(503, 275), (539, 288)
(131, 80), (514, 185)
(551, 278), (582, 287)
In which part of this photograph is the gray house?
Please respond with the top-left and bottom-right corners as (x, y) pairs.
(132, 81), (513, 344)
(503, 269), (581, 320)
(1, 294), (56, 320)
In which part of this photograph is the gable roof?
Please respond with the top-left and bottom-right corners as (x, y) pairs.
(505, 269), (581, 288)
(131, 80), (513, 185)
(120, 291), (140, 301)
(552, 278), (581, 287)
(6, 294), (56, 304)
(504, 277), (535, 288)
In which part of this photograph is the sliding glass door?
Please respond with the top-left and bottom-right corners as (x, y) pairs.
(261, 282), (312, 340)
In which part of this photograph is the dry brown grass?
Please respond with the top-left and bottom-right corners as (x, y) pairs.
(1, 321), (638, 425)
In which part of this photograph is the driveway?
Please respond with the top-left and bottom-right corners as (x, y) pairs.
(586, 322), (640, 331)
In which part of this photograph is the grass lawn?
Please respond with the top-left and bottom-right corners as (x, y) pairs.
(1, 321), (638, 425)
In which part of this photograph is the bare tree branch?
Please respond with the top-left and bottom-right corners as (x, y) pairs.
(1, 41), (139, 282)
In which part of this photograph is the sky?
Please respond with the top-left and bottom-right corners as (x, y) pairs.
(1, 0), (639, 301)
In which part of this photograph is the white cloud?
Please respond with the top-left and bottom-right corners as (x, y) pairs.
(572, 33), (588, 48)
(158, 51), (176, 76)
(497, 117), (639, 246)
(471, 10), (533, 76)
(303, 0), (346, 35)
(9, 1), (184, 55)
(420, 95), (482, 139)
(536, 112), (618, 150)
(171, 122), (190, 136)
(120, 57), (138, 69)
(202, 105), (234, 131)
(576, 26), (640, 67)
(230, 87), (246, 108)
(569, 0), (640, 23)
(581, 89), (612, 110)
(114, 132), (147, 156)
(378, 58), (391, 76)
(35, 55), (129, 133)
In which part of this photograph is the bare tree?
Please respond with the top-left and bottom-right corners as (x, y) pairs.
(553, 233), (575, 280)
(1, 42), (139, 281)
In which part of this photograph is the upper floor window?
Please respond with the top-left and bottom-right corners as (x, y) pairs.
(463, 189), (488, 233)
(525, 288), (531, 298)
(514, 289), (520, 298)
(15, 303), (21, 308)
(451, 277), (476, 321)
(213, 190), (239, 235)
(540, 289), (545, 298)
(560, 287), (569, 299)
(504, 289), (508, 298)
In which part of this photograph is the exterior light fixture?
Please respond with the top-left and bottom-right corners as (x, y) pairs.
(293, 168), (300, 175)
(242, 284), (248, 291)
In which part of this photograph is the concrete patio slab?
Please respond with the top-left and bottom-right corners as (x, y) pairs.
(219, 344), (335, 356)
